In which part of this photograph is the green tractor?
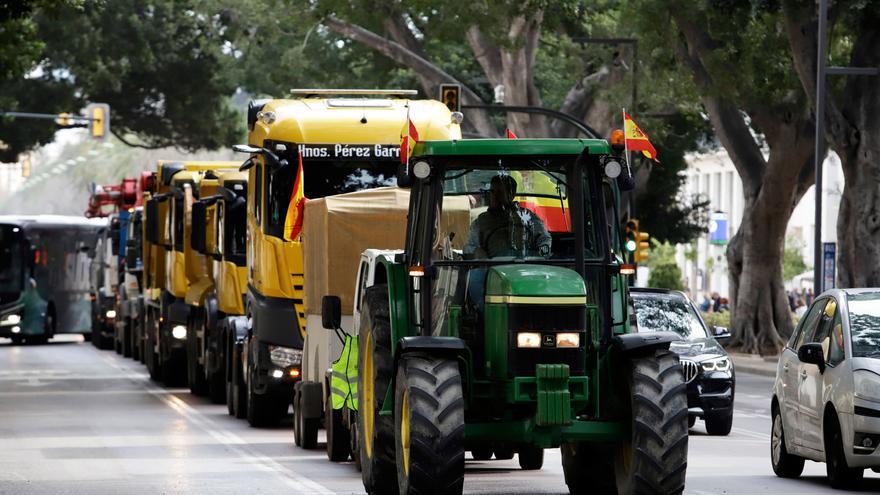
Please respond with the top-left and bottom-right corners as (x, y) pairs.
(344, 138), (688, 494)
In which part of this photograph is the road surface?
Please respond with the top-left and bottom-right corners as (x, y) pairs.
(0, 335), (877, 494)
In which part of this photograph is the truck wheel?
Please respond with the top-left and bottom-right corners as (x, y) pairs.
(351, 418), (362, 471)
(394, 355), (465, 495)
(232, 344), (247, 419)
(123, 319), (133, 358)
(561, 442), (616, 494)
(770, 406), (803, 478)
(246, 357), (278, 427)
(518, 446), (544, 470)
(146, 315), (162, 382)
(825, 413), (863, 489)
(188, 314), (208, 396)
(297, 393), (319, 449)
(705, 410), (733, 436)
(470, 447), (493, 461)
(357, 284), (396, 494)
(208, 365), (226, 404)
(613, 349), (688, 495)
(327, 390), (351, 461)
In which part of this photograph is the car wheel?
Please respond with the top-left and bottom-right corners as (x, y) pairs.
(705, 410), (733, 436)
(825, 414), (864, 489)
(770, 407), (804, 478)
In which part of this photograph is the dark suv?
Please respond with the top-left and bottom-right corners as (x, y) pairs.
(631, 288), (735, 435)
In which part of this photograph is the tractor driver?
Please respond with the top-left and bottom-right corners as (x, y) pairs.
(463, 174), (552, 259)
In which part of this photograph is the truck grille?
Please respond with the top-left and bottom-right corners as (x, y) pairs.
(681, 359), (699, 383)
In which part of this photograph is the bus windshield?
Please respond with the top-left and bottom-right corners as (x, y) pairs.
(0, 225), (24, 294)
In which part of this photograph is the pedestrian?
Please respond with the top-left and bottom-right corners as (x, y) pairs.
(788, 289), (797, 311)
(699, 294), (711, 312)
(806, 288), (814, 306)
(795, 298), (807, 317)
(712, 292), (721, 313)
(719, 297), (729, 312)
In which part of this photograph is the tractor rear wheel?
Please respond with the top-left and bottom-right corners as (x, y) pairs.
(470, 447), (493, 461)
(395, 355), (465, 495)
(326, 389), (351, 461)
(613, 349), (688, 494)
(357, 284), (396, 494)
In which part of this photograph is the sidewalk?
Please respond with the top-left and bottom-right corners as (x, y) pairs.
(729, 352), (779, 377)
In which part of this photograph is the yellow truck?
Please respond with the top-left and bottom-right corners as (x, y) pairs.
(232, 89), (462, 427)
(142, 161), (238, 385)
(188, 171), (250, 407)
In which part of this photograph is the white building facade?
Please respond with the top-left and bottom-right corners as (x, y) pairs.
(678, 149), (843, 299)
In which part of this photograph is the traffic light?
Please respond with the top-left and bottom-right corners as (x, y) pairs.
(625, 218), (651, 263)
(55, 113), (72, 126)
(624, 220), (638, 254)
(86, 103), (110, 139)
(439, 83), (461, 112)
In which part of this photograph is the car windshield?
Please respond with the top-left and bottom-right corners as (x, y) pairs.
(0, 225), (24, 293)
(438, 158), (599, 261)
(846, 292), (880, 358)
(632, 293), (709, 340)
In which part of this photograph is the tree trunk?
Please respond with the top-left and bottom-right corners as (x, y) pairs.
(837, 147), (880, 287)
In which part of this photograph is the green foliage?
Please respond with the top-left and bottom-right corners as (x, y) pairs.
(646, 240), (684, 290)
(702, 310), (730, 330)
(783, 236), (809, 281)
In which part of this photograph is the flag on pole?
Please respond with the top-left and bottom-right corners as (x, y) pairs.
(506, 129), (518, 139)
(283, 153), (306, 241)
(400, 109), (419, 165)
(623, 112), (659, 162)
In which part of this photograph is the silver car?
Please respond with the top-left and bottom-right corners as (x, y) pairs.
(771, 288), (880, 489)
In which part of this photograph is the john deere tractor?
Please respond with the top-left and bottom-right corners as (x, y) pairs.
(343, 138), (688, 494)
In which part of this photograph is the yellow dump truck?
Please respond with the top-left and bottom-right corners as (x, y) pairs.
(188, 171), (250, 407)
(232, 89), (462, 427)
(142, 161), (238, 385)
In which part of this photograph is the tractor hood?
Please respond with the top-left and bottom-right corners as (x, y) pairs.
(485, 264), (586, 301)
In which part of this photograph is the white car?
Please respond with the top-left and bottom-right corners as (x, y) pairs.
(771, 288), (880, 489)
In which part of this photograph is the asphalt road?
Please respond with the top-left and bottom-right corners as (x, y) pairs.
(1, 335), (878, 494)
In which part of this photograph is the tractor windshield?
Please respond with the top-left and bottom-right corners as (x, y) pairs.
(435, 158), (599, 262)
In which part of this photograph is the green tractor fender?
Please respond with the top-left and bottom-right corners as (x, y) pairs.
(611, 331), (680, 357)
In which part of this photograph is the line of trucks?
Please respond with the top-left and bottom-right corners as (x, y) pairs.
(85, 89), (689, 494)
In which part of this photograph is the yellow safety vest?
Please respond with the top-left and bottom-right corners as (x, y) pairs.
(330, 335), (358, 411)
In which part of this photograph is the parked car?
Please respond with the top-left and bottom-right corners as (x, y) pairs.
(771, 288), (880, 489)
(631, 288), (735, 435)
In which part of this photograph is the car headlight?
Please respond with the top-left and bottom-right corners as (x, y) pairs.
(516, 332), (541, 349)
(854, 370), (880, 403)
(0, 314), (21, 326)
(269, 345), (302, 368)
(701, 356), (731, 372)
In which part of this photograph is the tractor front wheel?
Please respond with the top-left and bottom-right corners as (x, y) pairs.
(517, 445), (544, 470)
(394, 355), (465, 495)
(561, 442), (616, 494)
(613, 349), (688, 494)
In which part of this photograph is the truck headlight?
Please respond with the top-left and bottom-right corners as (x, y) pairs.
(855, 370), (880, 403)
(556, 332), (580, 348)
(171, 325), (187, 340)
(105, 310), (116, 319)
(269, 345), (302, 368)
(0, 314), (21, 326)
(517, 332), (541, 349)
(701, 356), (731, 372)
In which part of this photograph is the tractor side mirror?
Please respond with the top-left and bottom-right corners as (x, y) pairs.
(145, 199), (159, 244)
(191, 201), (207, 254)
(125, 238), (138, 269)
(616, 162), (636, 192)
(396, 163), (414, 189)
(322, 295), (342, 330)
(797, 343), (826, 373)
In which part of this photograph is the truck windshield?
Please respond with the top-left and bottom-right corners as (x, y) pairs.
(0, 225), (24, 294)
(436, 158), (598, 262)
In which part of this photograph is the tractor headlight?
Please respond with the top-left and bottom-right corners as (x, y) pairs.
(517, 332), (541, 349)
(556, 332), (580, 348)
(855, 370), (880, 403)
(700, 356), (731, 372)
(269, 345), (302, 368)
(0, 314), (21, 326)
(171, 325), (187, 340)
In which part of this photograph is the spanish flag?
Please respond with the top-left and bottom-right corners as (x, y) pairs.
(400, 111), (419, 165)
(283, 153), (306, 241)
(624, 112), (659, 162)
(506, 129), (518, 139)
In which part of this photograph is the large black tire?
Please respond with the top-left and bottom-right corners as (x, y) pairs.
(146, 313), (162, 382)
(232, 343), (247, 419)
(613, 350), (688, 495)
(296, 392), (319, 449)
(357, 284), (397, 494)
(494, 447), (514, 460)
(123, 319), (133, 358)
(187, 312), (208, 396)
(208, 365), (226, 404)
(517, 445), (544, 470)
(470, 447), (493, 461)
(770, 406), (804, 478)
(82, 332), (92, 343)
(705, 410), (733, 436)
(394, 355), (465, 495)
(561, 442), (617, 494)
(327, 391), (351, 462)
(161, 352), (185, 387)
(246, 348), (281, 427)
(825, 413), (863, 489)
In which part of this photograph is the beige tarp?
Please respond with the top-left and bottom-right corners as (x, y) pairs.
(303, 187), (471, 315)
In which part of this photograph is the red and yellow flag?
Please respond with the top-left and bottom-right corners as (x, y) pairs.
(400, 113), (419, 165)
(506, 129), (518, 139)
(283, 153), (306, 241)
(624, 112), (659, 162)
